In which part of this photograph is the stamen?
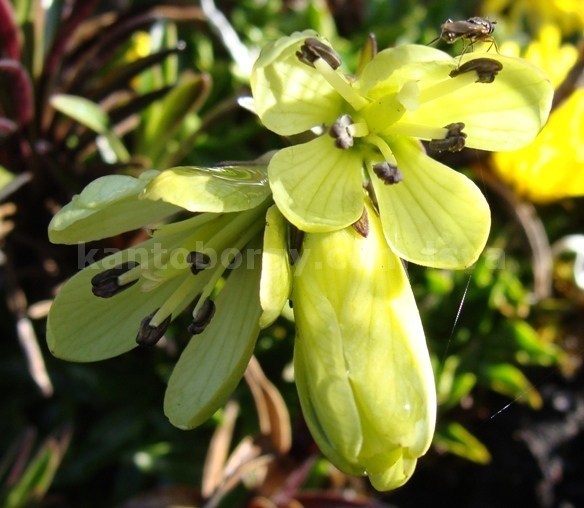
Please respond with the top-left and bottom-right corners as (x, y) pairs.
(188, 214), (266, 330)
(364, 134), (396, 165)
(188, 251), (212, 275)
(329, 114), (354, 149)
(347, 122), (369, 138)
(296, 38), (342, 69)
(149, 274), (206, 327)
(384, 122), (448, 140)
(136, 310), (172, 346)
(117, 263), (143, 286)
(152, 212), (219, 238)
(428, 122), (467, 153)
(356, 33), (378, 75)
(203, 205), (266, 254)
(373, 162), (403, 185)
(149, 206), (267, 330)
(144, 214), (238, 288)
(449, 57), (503, 83)
(91, 261), (139, 298)
(419, 71), (478, 104)
(188, 295), (216, 335)
(313, 59), (369, 111)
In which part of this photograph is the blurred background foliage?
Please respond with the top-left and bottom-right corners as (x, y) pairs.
(1, 0), (583, 506)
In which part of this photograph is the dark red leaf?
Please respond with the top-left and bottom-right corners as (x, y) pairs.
(0, 0), (21, 60)
(0, 59), (34, 126)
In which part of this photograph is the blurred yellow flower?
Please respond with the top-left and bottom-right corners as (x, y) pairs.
(127, 31), (152, 60)
(483, 0), (584, 35)
(491, 24), (584, 203)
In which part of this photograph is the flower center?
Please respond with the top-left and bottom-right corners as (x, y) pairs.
(296, 38), (501, 180)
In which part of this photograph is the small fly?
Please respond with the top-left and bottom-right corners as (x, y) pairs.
(430, 17), (498, 56)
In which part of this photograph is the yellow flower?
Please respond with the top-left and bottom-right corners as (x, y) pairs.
(251, 31), (552, 268)
(47, 161), (278, 430)
(483, 0), (584, 35)
(491, 25), (584, 202)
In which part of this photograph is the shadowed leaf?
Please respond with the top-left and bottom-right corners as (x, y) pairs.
(0, 59), (33, 125)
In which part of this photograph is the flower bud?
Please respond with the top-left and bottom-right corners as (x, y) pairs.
(292, 202), (436, 491)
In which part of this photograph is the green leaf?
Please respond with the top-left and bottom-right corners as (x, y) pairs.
(3, 431), (70, 508)
(164, 243), (262, 429)
(479, 363), (542, 409)
(50, 94), (130, 162)
(448, 372), (477, 408)
(143, 163), (270, 213)
(505, 320), (559, 366)
(0, 165), (15, 190)
(49, 171), (181, 244)
(51, 94), (109, 133)
(437, 355), (476, 409)
(140, 72), (211, 163)
(435, 422), (491, 464)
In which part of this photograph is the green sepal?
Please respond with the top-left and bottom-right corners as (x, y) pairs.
(143, 162), (270, 213)
(49, 171), (181, 244)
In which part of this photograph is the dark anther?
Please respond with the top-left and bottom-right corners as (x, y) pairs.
(329, 114), (354, 149)
(91, 261), (139, 298)
(428, 122), (467, 153)
(187, 296), (216, 335)
(373, 162), (403, 185)
(187, 251), (212, 275)
(352, 208), (369, 238)
(136, 310), (172, 346)
(449, 57), (503, 83)
(296, 37), (342, 69)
